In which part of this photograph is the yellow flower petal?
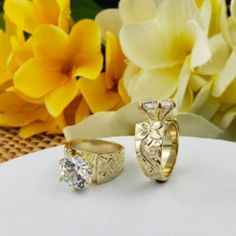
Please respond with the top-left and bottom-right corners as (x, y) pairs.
(220, 106), (236, 129)
(66, 20), (101, 58)
(45, 78), (78, 117)
(119, 0), (159, 24)
(120, 21), (179, 69)
(73, 53), (103, 80)
(0, 91), (30, 112)
(14, 58), (67, 98)
(184, 20), (211, 69)
(212, 49), (236, 97)
(19, 119), (57, 138)
(33, 0), (60, 25)
(189, 74), (207, 92)
(176, 57), (191, 111)
(123, 64), (141, 95)
(79, 74), (120, 113)
(0, 106), (49, 127)
(198, 0), (211, 34)
(57, 0), (72, 32)
(157, 0), (198, 34)
(220, 78), (236, 104)
(0, 30), (11, 70)
(128, 66), (179, 102)
(105, 32), (126, 89)
(75, 98), (90, 124)
(118, 78), (130, 104)
(198, 34), (230, 75)
(177, 112), (223, 138)
(179, 88), (194, 112)
(191, 83), (220, 120)
(95, 9), (123, 38)
(64, 111), (115, 140)
(4, 0), (40, 33)
(32, 25), (68, 71)
(9, 37), (34, 73)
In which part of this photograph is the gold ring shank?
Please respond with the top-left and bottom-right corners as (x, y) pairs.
(65, 139), (125, 184)
(135, 119), (179, 181)
(161, 120), (179, 180)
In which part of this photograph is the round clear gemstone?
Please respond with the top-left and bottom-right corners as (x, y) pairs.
(60, 156), (92, 190)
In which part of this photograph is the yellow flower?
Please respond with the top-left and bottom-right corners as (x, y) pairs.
(78, 31), (129, 113)
(4, 0), (72, 33)
(14, 19), (103, 117)
(0, 90), (58, 138)
(64, 0), (230, 140)
(120, 0), (211, 111)
(0, 18), (32, 89)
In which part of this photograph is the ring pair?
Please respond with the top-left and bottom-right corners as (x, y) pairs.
(59, 99), (179, 191)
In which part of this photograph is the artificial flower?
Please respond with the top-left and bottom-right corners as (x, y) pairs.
(14, 19), (103, 117)
(4, 0), (72, 33)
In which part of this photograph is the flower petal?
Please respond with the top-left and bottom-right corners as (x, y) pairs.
(212, 49), (236, 97)
(119, 0), (159, 24)
(66, 20), (101, 58)
(185, 20), (211, 69)
(176, 57), (191, 111)
(45, 78), (78, 117)
(197, 0), (211, 34)
(220, 106), (236, 129)
(14, 58), (67, 98)
(73, 53), (103, 80)
(95, 9), (122, 38)
(105, 32), (126, 89)
(120, 21), (179, 69)
(191, 83), (220, 120)
(0, 30), (11, 69)
(118, 78), (130, 104)
(56, 0), (72, 31)
(179, 88), (194, 112)
(64, 111), (115, 140)
(220, 78), (236, 104)
(189, 74), (207, 92)
(0, 106), (49, 127)
(19, 119), (57, 138)
(128, 66), (179, 102)
(198, 34), (230, 75)
(0, 91), (31, 112)
(33, 0), (60, 25)
(79, 74), (120, 113)
(157, 0), (198, 33)
(4, 0), (40, 33)
(32, 25), (68, 70)
(177, 112), (223, 138)
(75, 98), (90, 124)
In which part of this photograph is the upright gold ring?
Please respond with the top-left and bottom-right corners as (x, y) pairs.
(59, 139), (125, 190)
(135, 99), (179, 182)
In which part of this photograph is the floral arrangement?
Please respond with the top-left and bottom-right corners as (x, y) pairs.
(0, 0), (236, 141)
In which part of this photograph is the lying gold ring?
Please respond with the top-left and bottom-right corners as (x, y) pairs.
(135, 99), (179, 182)
(59, 139), (125, 190)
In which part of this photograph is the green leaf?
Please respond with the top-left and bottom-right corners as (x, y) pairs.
(71, 0), (102, 21)
(0, 13), (4, 30)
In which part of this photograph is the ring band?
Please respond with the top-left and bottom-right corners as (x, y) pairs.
(135, 99), (179, 182)
(60, 139), (125, 190)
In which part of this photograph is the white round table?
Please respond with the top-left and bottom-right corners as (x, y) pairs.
(0, 136), (236, 236)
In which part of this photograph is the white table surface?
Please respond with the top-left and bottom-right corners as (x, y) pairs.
(0, 136), (236, 236)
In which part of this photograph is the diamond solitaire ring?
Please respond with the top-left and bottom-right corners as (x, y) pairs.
(59, 139), (125, 191)
(135, 98), (179, 182)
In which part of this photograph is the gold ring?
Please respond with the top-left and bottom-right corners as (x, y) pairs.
(135, 99), (179, 182)
(59, 139), (125, 190)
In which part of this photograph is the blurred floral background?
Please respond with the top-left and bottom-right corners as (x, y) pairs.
(0, 0), (236, 141)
